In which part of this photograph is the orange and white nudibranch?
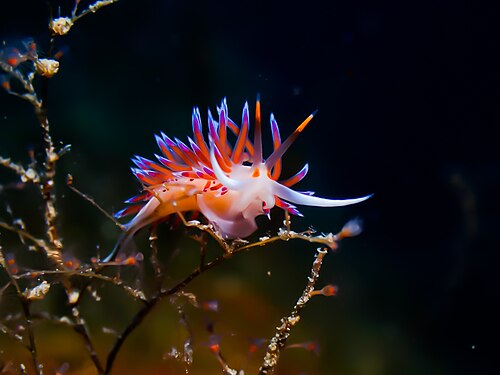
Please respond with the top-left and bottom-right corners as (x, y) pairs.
(104, 98), (370, 261)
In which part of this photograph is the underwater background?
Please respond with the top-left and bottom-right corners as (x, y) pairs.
(0, 0), (499, 374)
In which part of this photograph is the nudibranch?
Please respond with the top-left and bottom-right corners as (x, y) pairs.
(104, 98), (370, 261)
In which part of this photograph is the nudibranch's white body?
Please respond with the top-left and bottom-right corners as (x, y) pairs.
(105, 98), (370, 260)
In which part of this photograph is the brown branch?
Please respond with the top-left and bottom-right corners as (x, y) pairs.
(70, 293), (105, 374)
(258, 247), (328, 375)
(19, 300), (42, 375)
(102, 218), (350, 374)
(75, 0), (120, 21)
(29, 299), (104, 375)
(49, 0), (120, 36)
(214, 350), (240, 375)
(176, 305), (194, 369)
(0, 63), (64, 270)
(104, 299), (153, 374)
(13, 269), (148, 304)
(104, 252), (227, 374)
(33, 106), (64, 265)
(0, 244), (42, 374)
(0, 61), (41, 107)
(1, 3), (123, 374)
(148, 224), (163, 285)
(173, 207), (232, 253)
(66, 175), (125, 231)
(0, 157), (29, 180)
(0, 222), (50, 252)
(3, 174), (357, 375)
(0, 321), (24, 345)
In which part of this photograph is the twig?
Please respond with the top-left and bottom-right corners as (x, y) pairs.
(33, 105), (64, 266)
(174, 205), (232, 254)
(70, 291), (105, 375)
(104, 252), (228, 374)
(66, 174), (125, 231)
(0, 59), (64, 268)
(73, 1), (120, 23)
(0, 222), (49, 252)
(0, 321), (24, 345)
(13, 269), (148, 304)
(30, 298), (104, 374)
(215, 350), (240, 375)
(49, 1), (120, 37)
(104, 298), (154, 374)
(0, 61), (41, 107)
(103, 218), (350, 374)
(0, 157), (30, 180)
(0, 2), (122, 373)
(148, 224), (163, 285)
(258, 247), (328, 375)
(197, 232), (208, 269)
(19, 300), (42, 375)
(176, 305), (194, 369)
(0, 244), (42, 375)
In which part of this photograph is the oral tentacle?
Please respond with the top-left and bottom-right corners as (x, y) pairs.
(272, 180), (371, 207)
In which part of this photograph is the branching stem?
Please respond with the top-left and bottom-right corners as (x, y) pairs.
(258, 248), (328, 374)
(0, 246), (42, 374)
